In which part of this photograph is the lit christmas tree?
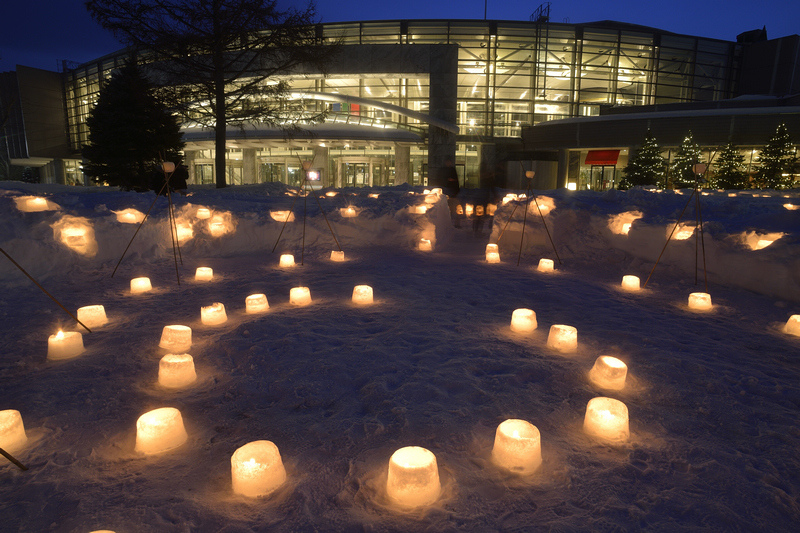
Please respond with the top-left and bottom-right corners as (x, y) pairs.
(712, 142), (748, 189)
(621, 130), (666, 189)
(670, 131), (703, 189)
(754, 124), (797, 189)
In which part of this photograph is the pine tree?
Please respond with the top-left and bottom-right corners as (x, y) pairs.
(82, 60), (184, 190)
(670, 131), (703, 189)
(754, 124), (796, 189)
(620, 130), (666, 189)
(711, 142), (748, 189)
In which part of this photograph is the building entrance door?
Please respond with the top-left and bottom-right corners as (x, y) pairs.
(342, 161), (369, 187)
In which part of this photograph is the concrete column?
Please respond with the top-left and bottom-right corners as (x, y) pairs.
(557, 149), (569, 188)
(242, 148), (257, 184)
(183, 151), (197, 185)
(427, 45), (459, 185)
(312, 146), (330, 186)
(394, 144), (410, 185)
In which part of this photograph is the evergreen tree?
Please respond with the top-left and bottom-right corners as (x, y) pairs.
(620, 130), (666, 189)
(712, 142), (748, 189)
(82, 61), (184, 190)
(670, 131), (703, 189)
(754, 124), (796, 189)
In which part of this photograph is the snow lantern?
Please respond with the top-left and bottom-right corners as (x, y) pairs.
(688, 292), (712, 311)
(547, 325), (577, 353)
(486, 251), (501, 263)
(270, 210), (295, 222)
(195, 267), (213, 281)
(196, 207), (212, 219)
(325, 191), (338, 197)
(114, 208), (145, 224)
(158, 354), (197, 389)
(465, 204), (474, 217)
(502, 194), (518, 205)
(784, 203), (798, 211)
(783, 315), (800, 336)
(290, 287), (312, 306)
(583, 397), (629, 443)
(0, 409), (28, 452)
(475, 205), (485, 216)
(386, 446), (441, 508)
(201, 302), (227, 326)
(341, 207), (357, 218)
(608, 211), (643, 235)
(245, 294), (269, 314)
(491, 419), (542, 475)
(279, 254), (295, 268)
(176, 222), (194, 242)
(207, 213), (234, 237)
(621, 275), (640, 291)
(430, 188), (443, 195)
(486, 243), (498, 254)
(589, 356), (628, 390)
(159, 325), (192, 353)
(134, 407), (188, 455)
(53, 216), (98, 257)
(419, 239), (432, 252)
(16, 195), (52, 212)
(487, 203), (497, 216)
(77, 305), (109, 328)
(130, 277), (152, 294)
(231, 440), (287, 498)
(424, 194), (438, 204)
(47, 330), (85, 360)
(510, 308), (537, 333)
(352, 285), (374, 305)
(330, 250), (345, 262)
(411, 205), (428, 214)
(369, 193), (380, 199)
(537, 258), (554, 272)
(673, 224), (695, 240)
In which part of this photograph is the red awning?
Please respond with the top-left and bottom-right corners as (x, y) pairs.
(585, 150), (620, 166)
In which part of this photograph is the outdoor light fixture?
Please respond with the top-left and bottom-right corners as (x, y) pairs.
(330, 250), (345, 262)
(290, 287), (312, 306)
(491, 419), (542, 475)
(688, 292), (712, 311)
(784, 315), (800, 336)
(47, 330), (85, 360)
(620, 275), (640, 291)
(352, 285), (373, 305)
(0, 409), (28, 452)
(201, 302), (227, 326)
(537, 258), (554, 272)
(547, 325), (577, 353)
(245, 294), (269, 314)
(159, 325), (192, 353)
(134, 407), (188, 455)
(279, 254), (295, 268)
(195, 267), (213, 281)
(158, 354), (197, 389)
(130, 277), (152, 294)
(386, 446), (441, 508)
(510, 308), (537, 333)
(583, 397), (629, 443)
(589, 356), (628, 390)
(231, 441), (287, 498)
(77, 305), (108, 329)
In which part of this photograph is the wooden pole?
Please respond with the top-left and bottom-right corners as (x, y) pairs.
(0, 446), (29, 471)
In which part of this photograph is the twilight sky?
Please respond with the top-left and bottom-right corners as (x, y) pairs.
(1, 0), (798, 73)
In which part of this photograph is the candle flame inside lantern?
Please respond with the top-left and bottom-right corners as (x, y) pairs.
(589, 356), (628, 390)
(784, 203), (799, 211)
(159, 325), (192, 353)
(537, 258), (554, 272)
(158, 354), (197, 389)
(386, 446), (441, 508)
(583, 397), (630, 443)
(135, 407), (188, 455)
(784, 315), (800, 336)
(0, 409), (28, 453)
(510, 308), (537, 333)
(201, 302), (228, 326)
(688, 292), (713, 311)
(487, 203), (497, 216)
(621, 275), (640, 291)
(195, 267), (213, 281)
(330, 250), (345, 262)
(77, 305), (109, 328)
(231, 440), (287, 498)
(47, 330), (85, 360)
(419, 239), (432, 252)
(491, 419), (542, 475)
(341, 207), (357, 218)
(130, 277), (152, 294)
(279, 254), (295, 268)
(290, 287), (312, 306)
(547, 324), (578, 353)
(352, 285), (374, 305)
(245, 294), (269, 314)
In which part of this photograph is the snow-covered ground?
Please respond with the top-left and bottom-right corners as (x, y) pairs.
(1, 181), (799, 532)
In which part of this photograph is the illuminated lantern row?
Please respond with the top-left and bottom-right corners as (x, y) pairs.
(201, 302), (228, 326)
(419, 239), (432, 251)
(583, 397), (629, 443)
(491, 419), (542, 475)
(47, 330), (85, 360)
(231, 440), (287, 498)
(620, 275), (640, 291)
(352, 285), (373, 305)
(159, 325), (192, 353)
(135, 407), (188, 455)
(158, 354), (197, 389)
(784, 315), (800, 336)
(688, 292), (713, 311)
(0, 409), (28, 452)
(386, 446), (441, 508)
(130, 277), (153, 294)
(279, 254), (295, 268)
(195, 267), (213, 281)
(547, 324), (577, 353)
(245, 294), (269, 314)
(290, 287), (312, 306)
(537, 258), (554, 273)
(330, 250), (345, 262)
(589, 356), (628, 390)
(510, 308), (537, 333)
(77, 305), (108, 329)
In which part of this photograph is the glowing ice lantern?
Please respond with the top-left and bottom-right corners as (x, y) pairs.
(114, 208), (144, 224)
(341, 207), (357, 218)
(201, 302), (227, 325)
(279, 254), (295, 268)
(589, 356), (628, 390)
(486, 243), (498, 254)
(246, 294), (269, 314)
(158, 354), (197, 389)
(176, 222), (193, 242)
(510, 308), (537, 333)
(77, 305), (109, 328)
(196, 207), (212, 219)
(208, 221), (227, 237)
(621, 275), (640, 291)
(23, 196), (50, 212)
(583, 397), (630, 443)
(419, 239), (432, 251)
(130, 277), (152, 294)
(537, 258), (554, 272)
(491, 419), (542, 475)
(0, 409), (28, 452)
(547, 325), (577, 353)
(195, 267), (213, 281)
(290, 287), (312, 306)
(330, 250), (345, 262)
(352, 285), (373, 305)
(159, 325), (192, 353)
(688, 292), (712, 311)
(386, 446), (441, 508)
(486, 251), (500, 263)
(47, 330), (85, 360)
(784, 315), (800, 336)
(134, 407), (188, 455)
(231, 440), (287, 498)
(270, 210), (295, 222)
(465, 204), (474, 217)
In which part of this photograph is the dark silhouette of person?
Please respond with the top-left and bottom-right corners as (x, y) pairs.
(438, 158), (461, 227)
